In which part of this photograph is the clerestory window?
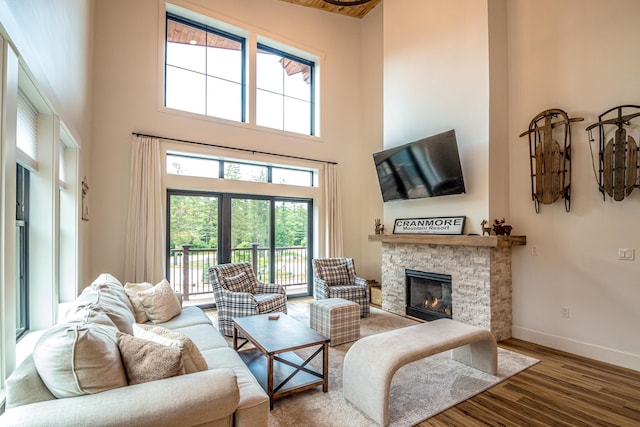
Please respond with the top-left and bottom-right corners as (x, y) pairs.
(256, 45), (314, 135)
(165, 13), (245, 122)
(164, 8), (317, 136)
(166, 152), (315, 187)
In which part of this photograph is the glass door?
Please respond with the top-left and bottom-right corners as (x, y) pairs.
(274, 200), (311, 297)
(167, 191), (313, 307)
(230, 197), (271, 281)
(167, 191), (219, 306)
(229, 196), (312, 297)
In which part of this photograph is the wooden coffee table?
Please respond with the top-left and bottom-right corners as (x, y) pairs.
(233, 313), (330, 409)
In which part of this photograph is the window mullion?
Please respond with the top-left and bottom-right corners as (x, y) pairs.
(269, 199), (276, 284)
(281, 66), (285, 131)
(204, 31), (208, 117)
(247, 33), (257, 126)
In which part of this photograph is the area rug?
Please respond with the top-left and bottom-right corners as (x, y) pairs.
(208, 303), (539, 427)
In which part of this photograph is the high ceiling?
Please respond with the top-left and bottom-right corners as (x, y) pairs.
(279, 0), (382, 19)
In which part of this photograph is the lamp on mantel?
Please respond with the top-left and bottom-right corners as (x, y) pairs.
(323, 0), (373, 5)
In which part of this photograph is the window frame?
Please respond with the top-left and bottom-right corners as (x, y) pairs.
(166, 151), (316, 187)
(256, 43), (316, 136)
(15, 164), (29, 341)
(162, 6), (321, 138)
(164, 12), (247, 123)
(161, 140), (326, 293)
(165, 189), (315, 304)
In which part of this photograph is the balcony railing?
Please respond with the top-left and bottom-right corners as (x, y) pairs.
(168, 243), (309, 302)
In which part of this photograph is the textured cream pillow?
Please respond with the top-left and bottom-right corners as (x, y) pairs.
(137, 279), (182, 323)
(116, 332), (185, 385)
(133, 324), (208, 373)
(124, 282), (154, 323)
(33, 323), (127, 398)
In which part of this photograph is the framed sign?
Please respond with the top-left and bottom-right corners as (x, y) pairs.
(393, 216), (466, 235)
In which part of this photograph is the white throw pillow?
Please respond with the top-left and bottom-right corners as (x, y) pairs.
(137, 279), (182, 323)
(33, 322), (127, 398)
(63, 303), (118, 329)
(124, 282), (154, 323)
(85, 278), (136, 334)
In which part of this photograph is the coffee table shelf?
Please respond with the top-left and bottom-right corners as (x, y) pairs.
(233, 313), (330, 409)
(238, 349), (325, 397)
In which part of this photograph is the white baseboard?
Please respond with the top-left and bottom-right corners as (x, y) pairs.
(512, 326), (640, 372)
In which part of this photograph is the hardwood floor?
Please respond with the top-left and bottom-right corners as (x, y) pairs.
(418, 338), (640, 427)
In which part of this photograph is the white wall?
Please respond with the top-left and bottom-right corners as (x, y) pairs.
(0, 0), (93, 287)
(381, 0), (639, 370)
(0, 0), (93, 142)
(382, 0), (492, 235)
(487, 0), (509, 219)
(508, 0), (640, 370)
(0, 0), (93, 382)
(91, 0), (367, 281)
(358, 4), (384, 280)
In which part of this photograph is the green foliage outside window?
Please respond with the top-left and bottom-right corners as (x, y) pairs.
(169, 195), (308, 250)
(170, 195), (218, 249)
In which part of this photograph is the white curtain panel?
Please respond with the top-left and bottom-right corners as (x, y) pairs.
(124, 135), (165, 283)
(325, 163), (344, 257)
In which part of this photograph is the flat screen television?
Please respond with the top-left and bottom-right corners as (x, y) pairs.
(373, 129), (466, 202)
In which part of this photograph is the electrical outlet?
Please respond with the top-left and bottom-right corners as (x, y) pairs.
(531, 245), (538, 256)
(561, 306), (570, 318)
(618, 248), (635, 261)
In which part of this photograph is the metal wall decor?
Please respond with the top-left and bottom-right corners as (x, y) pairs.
(81, 176), (90, 221)
(585, 105), (640, 201)
(519, 109), (583, 213)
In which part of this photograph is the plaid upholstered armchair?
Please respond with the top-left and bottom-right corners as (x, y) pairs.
(208, 262), (288, 336)
(312, 257), (370, 317)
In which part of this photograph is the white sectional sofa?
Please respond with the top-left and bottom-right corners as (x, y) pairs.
(0, 274), (269, 426)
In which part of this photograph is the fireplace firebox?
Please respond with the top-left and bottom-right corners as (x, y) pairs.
(406, 270), (452, 321)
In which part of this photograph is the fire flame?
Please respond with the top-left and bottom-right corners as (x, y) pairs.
(424, 297), (439, 308)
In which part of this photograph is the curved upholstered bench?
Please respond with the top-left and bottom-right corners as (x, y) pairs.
(343, 318), (497, 426)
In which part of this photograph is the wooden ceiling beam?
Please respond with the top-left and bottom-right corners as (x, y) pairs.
(279, 0), (382, 19)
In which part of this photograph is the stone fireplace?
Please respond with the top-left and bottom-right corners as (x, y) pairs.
(369, 234), (526, 341)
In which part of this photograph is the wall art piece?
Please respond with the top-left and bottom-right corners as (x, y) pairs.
(585, 105), (640, 201)
(82, 176), (89, 221)
(519, 109), (584, 213)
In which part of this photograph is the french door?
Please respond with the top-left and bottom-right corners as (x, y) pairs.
(167, 190), (313, 304)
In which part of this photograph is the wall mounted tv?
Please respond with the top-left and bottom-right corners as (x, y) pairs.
(373, 129), (466, 202)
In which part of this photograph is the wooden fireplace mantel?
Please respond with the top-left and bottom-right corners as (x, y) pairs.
(368, 234), (526, 248)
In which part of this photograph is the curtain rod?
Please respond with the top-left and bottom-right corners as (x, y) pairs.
(131, 132), (338, 165)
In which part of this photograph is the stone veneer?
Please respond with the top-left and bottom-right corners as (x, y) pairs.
(381, 242), (513, 341)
